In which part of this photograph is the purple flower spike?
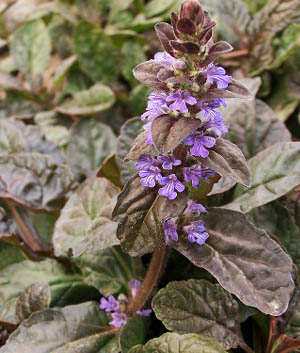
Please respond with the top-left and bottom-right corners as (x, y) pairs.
(205, 63), (232, 89)
(135, 155), (158, 170)
(183, 167), (204, 188)
(99, 295), (120, 313)
(109, 312), (127, 328)
(184, 200), (207, 214)
(164, 219), (178, 243)
(139, 165), (162, 188)
(184, 131), (216, 158)
(166, 90), (197, 114)
(128, 279), (141, 299)
(183, 220), (209, 245)
(154, 51), (180, 68)
(157, 155), (181, 170)
(143, 121), (153, 145)
(158, 174), (185, 200)
(137, 309), (152, 317)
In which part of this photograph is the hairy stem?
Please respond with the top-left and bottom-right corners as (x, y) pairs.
(221, 49), (248, 59)
(5, 200), (43, 252)
(126, 247), (167, 316)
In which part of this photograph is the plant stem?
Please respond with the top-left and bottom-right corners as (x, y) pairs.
(5, 200), (43, 252)
(267, 317), (278, 353)
(240, 341), (255, 353)
(126, 247), (167, 316)
(221, 49), (249, 59)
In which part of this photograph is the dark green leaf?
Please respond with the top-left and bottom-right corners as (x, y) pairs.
(129, 332), (227, 353)
(120, 315), (148, 353)
(113, 175), (188, 256)
(0, 153), (77, 212)
(52, 176), (120, 257)
(16, 283), (51, 322)
(97, 154), (122, 189)
(0, 302), (118, 353)
(144, 0), (176, 18)
(248, 201), (300, 270)
(225, 142), (300, 213)
(54, 55), (77, 85)
(173, 207), (294, 315)
(128, 85), (152, 116)
(152, 279), (242, 350)
(121, 41), (146, 85)
(74, 22), (120, 82)
(11, 19), (51, 80)
(74, 245), (145, 296)
(151, 115), (202, 154)
(116, 118), (145, 184)
(66, 118), (117, 180)
(56, 83), (115, 116)
(196, 138), (251, 187)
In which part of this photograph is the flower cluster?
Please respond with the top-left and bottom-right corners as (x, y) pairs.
(131, 0), (249, 248)
(99, 279), (152, 328)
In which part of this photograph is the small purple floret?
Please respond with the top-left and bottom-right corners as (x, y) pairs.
(184, 131), (216, 158)
(135, 155), (158, 170)
(184, 200), (207, 214)
(137, 309), (152, 317)
(158, 174), (185, 200)
(128, 279), (141, 299)
(205, 63), (232, 89)
(183, 167), (204, 188)
(154, 51), (180, 68)
(183, 220), (209, 245)
(166, 90), (197, 114)
(109, 312), (127, 328)
(157, 155), (181, 170)
(139, 165), (162, 188)
(164, 219), (178, 243)
(143, 121), (153, 145)
(141, 91), (168, 121)
(99, 295), (120, 313)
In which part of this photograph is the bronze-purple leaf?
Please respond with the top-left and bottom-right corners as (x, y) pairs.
(113, 175), (188, 256)
(176, 18), (196, 35)
(125, 131), (155, 162)
(203, 41), (233, 65)
(173, 207), (295, 316)
(203, 79), (251, 100)
(152, 115), (202, 154)
(170, 40), (200, 55)
(154, 23), (176, 56)
(133, 61), (169, 90)
(195, 138), (251, 187)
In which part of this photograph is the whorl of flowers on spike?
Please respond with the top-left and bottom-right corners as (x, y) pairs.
(99, 280), (152, 328)
(130, 0), (250, 247)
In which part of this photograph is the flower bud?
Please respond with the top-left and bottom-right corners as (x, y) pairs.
(180, 0), (204, 25)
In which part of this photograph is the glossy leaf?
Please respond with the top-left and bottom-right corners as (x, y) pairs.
(120, 315), (148, 353)
(66, 118), (117, 180)
(248, 201), (300, 270)
(196, 138), (251, 187)
(225, 142), (300, 213)
(0, 302), (118, 353)
(16, 283), (51, 322)
(173, 207), (294, 315)
(74, 22), (120, 82)
(74, 246), (145, 296)
(113, 175), (188, 256)
(151, 115), (202, 154)
(11, 19), (51, 80)
(52, 177), (120, 257)
(0, 153), (77, 212)
(129, 332), (227, 353)
(56, 83), (115, 116)
(152, 279), (242, 350)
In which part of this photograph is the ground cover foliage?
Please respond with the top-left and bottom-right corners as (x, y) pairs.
(0, 0), (299, 352)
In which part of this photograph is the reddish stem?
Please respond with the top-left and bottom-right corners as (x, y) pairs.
(221, 49), (249, 59)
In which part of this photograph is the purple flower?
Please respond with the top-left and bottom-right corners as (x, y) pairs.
(183, 220), (209, 245)
(128, 279), (141, 299)
(158, 174), (185, 200)
(143, 121), (153, 145)
(154, 51), (180, 68)
(141, 91), (168, 121)
(205, 63), (232, 89)
(200, 165), (215, 183)
(139, 165), (162, 188)
(100, 295), (120, 313)
(166, 90), (197, 114)
(164, 219), (178, 243)
(184, 131), (216, 158)
(137, 309), (152, 317)
(184, 200), (207, 214)
(183, 167), (204, 188)
(109, 312), (127, 328)
(204, 114), (228, 136)
(157, 155), (181, 170)
(198, 99), (224, 121)
(135, 155), (158, 170)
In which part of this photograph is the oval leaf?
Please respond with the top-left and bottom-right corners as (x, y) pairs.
(173, 207), (294, 315)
